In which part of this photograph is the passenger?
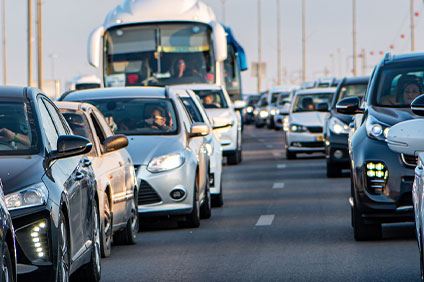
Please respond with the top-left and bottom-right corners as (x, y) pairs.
(176, 59), (187, 78)
(381, 75), (423, 105)
(203, 94), (220, 108)
(145, 107), (172, 131)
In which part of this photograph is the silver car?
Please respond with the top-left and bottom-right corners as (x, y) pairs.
(61, 87), (212, 228)
(57, 102), (138, 257)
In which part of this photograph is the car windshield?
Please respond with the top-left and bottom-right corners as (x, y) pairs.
(0, 101), (38, 155)
(247, 96), (260, 106)
(276, 92), (290, 105)
(375, 66), (424, 107)
(293, 93), (333, 113)
(270, 92), (280, 104)
(338, 84), (368, 102)
(193, 89), (228, 109)
(84, 98), (178, 135)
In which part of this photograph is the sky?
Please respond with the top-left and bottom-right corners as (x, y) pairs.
(1, 0), (424, 94)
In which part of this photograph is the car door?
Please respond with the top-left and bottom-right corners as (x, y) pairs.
(38, 97), (86, 258)
(416, 153), (424, 249)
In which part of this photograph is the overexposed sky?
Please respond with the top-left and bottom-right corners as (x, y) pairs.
(1, 0), (424, 93)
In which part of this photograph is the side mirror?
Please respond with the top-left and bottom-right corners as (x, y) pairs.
(51, 135), (92, 161)
(87, 26), (104, 68)
(103, 134), (128, 153)
(336, 97), (363, 115)
(233, 100), (247, 111)
(189, 123), (210, 138)
(316, 102), (329, 112)
(411, 94), (424, 116)
(387, 119), (424, 156)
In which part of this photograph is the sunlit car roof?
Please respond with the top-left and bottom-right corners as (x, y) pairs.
(64, 87), (167, 101)
(295, 87), (336, 96)
(170, 84), (223, 91)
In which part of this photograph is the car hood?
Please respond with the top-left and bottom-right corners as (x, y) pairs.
(0, 155), (45, 194)
(206, 109), (235, 124)
(126, 135), (185, 166)
(290, 112), (329, 126)
(368, 106), (416, 126)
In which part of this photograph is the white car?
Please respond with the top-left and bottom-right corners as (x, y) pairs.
(266, 86), (297, 129)
(172, 88), (224, 206)
(285, 88), (336, 159)
(173, 84), (244, 165)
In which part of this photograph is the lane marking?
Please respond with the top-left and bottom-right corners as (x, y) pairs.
(272, 182), (285, 189)
(277, 164), (287, 169)
(266, 144), (274, 149)
(256, 215), (275, 226)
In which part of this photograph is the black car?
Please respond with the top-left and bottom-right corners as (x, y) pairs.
(337, 53), (424, 241)
(324, 76), (369, 177)
(0, 87), (101, 280)
(0, 184), (16, 282)
(243, 95), (260, 124)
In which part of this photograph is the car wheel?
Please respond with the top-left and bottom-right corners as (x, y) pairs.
(56, 210), (70, 282)
(352, 204), (382, 241)
(200, 177), (212, 219)
(227, 150), (240, 165)
(80, 200), (101, 282)
(326, 160), (341, 178)
(114, 193), (138, 245)
(2, 242), (14, 282)
(212, 181), (224, 208)
(100, 194), (112, 258)
(286, 149), (296, 160)
(180, 177), (201, 228)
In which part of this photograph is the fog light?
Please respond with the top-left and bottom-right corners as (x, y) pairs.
(170, 188), (186, 201)
(366, 161), (388, 195)
(333, 150), (343, 159)
(16, 219), (50, 263)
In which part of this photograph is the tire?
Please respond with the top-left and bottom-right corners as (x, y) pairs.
(180, 178), (201, 228)
(286, 149), (296, 160)
(326, 160), (341, 178)
(80, 200), (101, 282)
(113, 193), (138, 245)
(212, 181), (224, 208)
(55, 210), (70, 282)
(100, 194), (112, 258)
(352, 205), (382, 241)
(227, 150), (240, 165)
(200, 178), (212, 219)
(2, 243), (14, 282)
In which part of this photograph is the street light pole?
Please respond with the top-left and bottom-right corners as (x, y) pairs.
(410, 0), (415, 52)
(36, 0), (43, 90)
(28, 0), (33, 86)
(276, 0), (282, 85)
(352, 0), (358, 76)
(301, 0), (306, 82)
(257, 0), (262, 93)
(1, 0), (7, 85)
(221, 0), (226, 24)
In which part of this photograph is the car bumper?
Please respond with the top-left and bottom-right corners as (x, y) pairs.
(351, 136), (415, 223)
(326, 133), (350, 165)
(136, 162), (196, 217)
(287, 132), (325, 152)
(214, 125), (238, 152)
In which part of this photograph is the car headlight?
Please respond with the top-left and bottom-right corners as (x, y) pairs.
(290, 123), (308, 133)
(5, 183), (49, 211)
(246, 106), (253, 113)
(329, 117), (349, 135)
(259, 110), (269, 118)
(270, 109), (277, 116)
(147, 153), (185, 173)
(365, 116), (390, 141)
(283, 116), (290, 131)
(253, 109), (259, 115)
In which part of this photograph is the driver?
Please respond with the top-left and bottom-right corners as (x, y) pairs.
(145, 107), (172, 131)
(382, 75), (423, 105)
(203, 94), (220, 108)
(301, 97), (315, 111)
(0, 127), (31, 147)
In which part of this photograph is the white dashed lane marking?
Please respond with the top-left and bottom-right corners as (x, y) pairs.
(255, 215), (275, 226)
(272, 182), (285, 189)
(277, 164), (287, 169)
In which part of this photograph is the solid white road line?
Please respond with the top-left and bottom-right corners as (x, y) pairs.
(256, 215), (275, 226)
(272, 182), (285, 189)
(277, 164), (287, 169)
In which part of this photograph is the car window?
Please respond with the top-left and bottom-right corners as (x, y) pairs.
(193, 89), (228, 109)
(181, 97), (204, 123)
(338, 84), (368, 102)
(90, 113), (107, 145)
(60, 110), (93, 142)
(293, 93), (333, 113)
(42, 99), (68, 136)
(38, 99), (59, 151)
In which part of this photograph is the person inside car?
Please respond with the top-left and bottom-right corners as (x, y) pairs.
(0, 115), (31, 148)
(145, 107), (172, 131)
(381, 75), (423, 105)
(203, 94), (220, 108)
(301, 97), (315, 111)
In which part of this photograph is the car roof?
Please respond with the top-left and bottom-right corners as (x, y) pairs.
(0, 86), (26, 99)
(63, 87), (167, 101)
(170, 84), (222, 91)
(56, 101), (98, 112)
(383, 52), (424, 66)
(269, 85), (298, 93)
(341, 76), (370, 85)
(295, 87), (336, 95)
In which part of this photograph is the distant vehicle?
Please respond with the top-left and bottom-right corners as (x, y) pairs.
(273, 88), (298, 130)
(324, 76), (369, 177)
(337, 53), (423, 241)
(386, 94), (424, 278)
(254, 94), (269, 128)
(57, 102), (139, 258)
(62, 87), (212, 228)
(300, 81), (316, 89)
(174, 88), (224, 206)
(315, 77), (340, 88)
(67, 75), (102, 91)
(0, 184), (16, 282)
(0, 87), (100, 281)
(285, 88), (335, 159)
(175, 84), (244, 165)
(266, 86), (297, 129)
(243, 95), (260, 124)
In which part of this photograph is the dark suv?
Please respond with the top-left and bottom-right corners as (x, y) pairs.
(337, 53), (424, 241)
(324, 76), (369, 177)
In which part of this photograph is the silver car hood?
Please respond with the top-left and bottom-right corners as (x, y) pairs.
(127, 135), (185, 166)
(206, 108), (235, 124)
(290, 111), (329, 127)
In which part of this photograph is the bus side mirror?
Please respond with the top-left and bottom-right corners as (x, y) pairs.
(88, 26), (105, 68)
(211, 22), (227, 62)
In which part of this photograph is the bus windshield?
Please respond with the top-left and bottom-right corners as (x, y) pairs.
(104, 23), (215, 87)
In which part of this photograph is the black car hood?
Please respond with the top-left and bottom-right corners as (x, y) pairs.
(330, 109), (354, 124)
(368, 106), (416, 126)
(0, 155), (45, 194)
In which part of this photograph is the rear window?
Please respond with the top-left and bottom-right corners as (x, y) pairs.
(338, 84), (368, 102)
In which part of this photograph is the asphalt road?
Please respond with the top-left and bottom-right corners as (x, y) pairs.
(100, 126), (420, 281)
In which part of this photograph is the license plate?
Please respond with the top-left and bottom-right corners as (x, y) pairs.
(316, 135), (324, 142)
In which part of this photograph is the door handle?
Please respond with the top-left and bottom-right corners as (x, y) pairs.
(74, 171), (84, 181)
(82, 158), (92, 167)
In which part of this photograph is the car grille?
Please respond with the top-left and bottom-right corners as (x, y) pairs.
(401, 154), (418, 167)
(138, 180), (162, 205)
(307, 126), (323, 133)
